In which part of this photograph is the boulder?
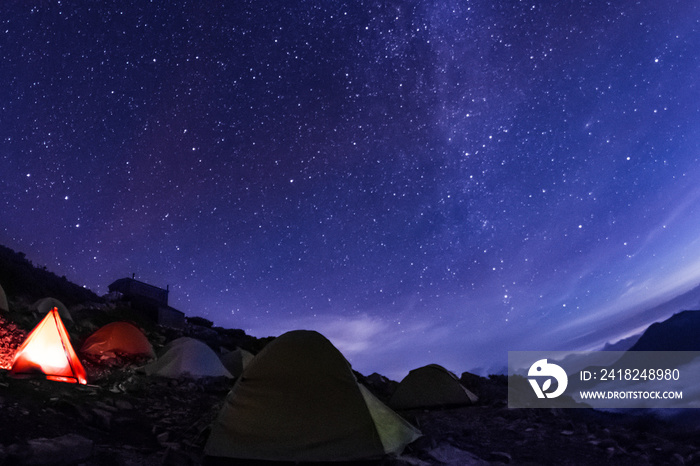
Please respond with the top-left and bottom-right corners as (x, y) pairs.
(10, 434), (93, 465)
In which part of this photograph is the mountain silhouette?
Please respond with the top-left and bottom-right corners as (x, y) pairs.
(601, 333), (641, 351)
(628, 310), (700, 351)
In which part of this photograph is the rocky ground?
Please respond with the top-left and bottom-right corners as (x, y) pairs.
(0, 369), (227, 465)
(395, 401), (700, 465)
(2, 303), (700, 465)
(1, 365), (700, 466)
(3, 247), (700, 465)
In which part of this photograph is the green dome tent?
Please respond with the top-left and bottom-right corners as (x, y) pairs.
(219, 347), (254, 378)
(205, 330), (421, 463)
(81, 321), (155, 360)
(0, 283), (8, 312)
(142, 337), (232, 379)
(389, 364), (478, 410)
(30, 297), (73, 323)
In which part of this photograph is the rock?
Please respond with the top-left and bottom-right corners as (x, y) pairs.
(161, 446), (200, 466)
(387, 456), (433, 466)
(93, 400), (117, 412)
(15, 434), (93, 465)
(91, 407), (113, 430)
(427, 444), (489, 465)
(406, 435), (435, 452)
(687, 451), (700, 466)
(598, 438), (620, 450)
(488, 451), (512, 463)
(187, 325), (219, 343)
(111, 414), (155, 444)
(114, 399), (134, 410)
(157, 431), (170, 445)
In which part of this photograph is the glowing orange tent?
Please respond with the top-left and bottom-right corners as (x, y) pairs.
(80, 321), (155, 359)
(10, 307), (87, 384)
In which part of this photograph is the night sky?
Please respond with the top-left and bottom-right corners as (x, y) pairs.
(2, 1), (700, 379)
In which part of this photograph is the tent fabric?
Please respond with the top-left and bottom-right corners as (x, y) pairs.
(205, 330), (420, 463)
(10, 308), (87, 384)
(142, 337), (232, 379)
(389, 364), (478, 410)
(159, 336), (195, 354)
(30, 297), (73, 323)
(0, 283), (8, 312)
(80, 321), (155, 359)
(219, 347), (254, 378)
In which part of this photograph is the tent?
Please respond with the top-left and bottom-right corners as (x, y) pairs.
(10, 307), (87, 384)
(142, 337), (232, 379)
(205, 330), (421, 463)
(219, 347), (254, 378)
(0, 283), (8, 312)
(80, 321), (155, 359)
(389, 364), (478, 410)
(30, 297), (73, 323)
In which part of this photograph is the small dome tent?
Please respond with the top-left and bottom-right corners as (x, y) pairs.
(0, 283), (8, 312)
(81, 321), (155, 359)
(205, 330), (421, 463)
(10, 308), (87, 384)
(30, 297), (73, 323)
(389, 364), (478, 410)
(142, 337), (232, 379)
(219, 347), (254, 378)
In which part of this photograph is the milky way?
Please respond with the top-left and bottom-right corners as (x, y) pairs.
(2, 1), (699, 378)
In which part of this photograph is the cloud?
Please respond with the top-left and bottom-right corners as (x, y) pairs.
(312, 314), (390, 356)
(243, 311), (392, 357)
(242, 310), (461, 380)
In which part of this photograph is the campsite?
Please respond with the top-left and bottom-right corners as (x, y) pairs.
(2, 248), (700, 465)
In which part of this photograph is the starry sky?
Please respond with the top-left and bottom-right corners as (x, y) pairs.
(2, 1), (700, 379)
